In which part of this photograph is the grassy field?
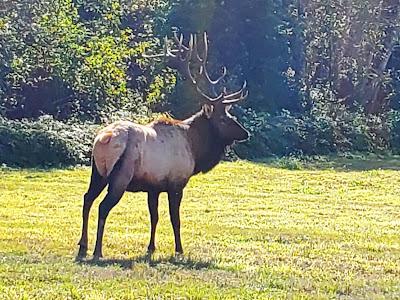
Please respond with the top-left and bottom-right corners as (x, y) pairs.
(0, 158), (399, 299)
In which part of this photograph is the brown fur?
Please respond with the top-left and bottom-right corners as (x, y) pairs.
(153, 116), (183, 126)
(186, 110), (227, 174)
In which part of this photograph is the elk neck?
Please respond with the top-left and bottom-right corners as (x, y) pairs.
(184, 110), (228, 175)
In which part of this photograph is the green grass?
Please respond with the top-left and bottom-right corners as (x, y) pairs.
(0, 158), (399, 299)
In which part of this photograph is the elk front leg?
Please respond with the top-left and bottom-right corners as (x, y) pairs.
(77, 162), (107, 259)
(147, 191), (160, 253)
(168, 189), (183, 254)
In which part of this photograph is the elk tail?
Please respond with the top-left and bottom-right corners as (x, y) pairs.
(97, 130), (114, 144)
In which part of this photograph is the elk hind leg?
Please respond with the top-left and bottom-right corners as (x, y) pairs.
(92, 159), (133, 260)
(77, 161), (107, 259)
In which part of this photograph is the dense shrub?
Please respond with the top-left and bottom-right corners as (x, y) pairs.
(234, 107), (385, 158)
(235, 108), (328, 158)
(0, 116), (99, 167)
(0, 108), (393, 168)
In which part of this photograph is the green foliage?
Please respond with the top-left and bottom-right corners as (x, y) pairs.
(0, 0), (174, 120)
(235, 107), (387, 158)
(1, 0), (400, 164)
(0, 116), (98, 167)
(168, 0), (400, 157)
(299, 0), (400, 147)
(168, 0), (301, 113)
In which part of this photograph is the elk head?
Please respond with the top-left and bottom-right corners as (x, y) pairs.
(144, 31), (249, 144)
(198, 82), (249, 143)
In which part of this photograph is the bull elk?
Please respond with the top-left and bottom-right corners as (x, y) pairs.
(77, 32), (249, 260)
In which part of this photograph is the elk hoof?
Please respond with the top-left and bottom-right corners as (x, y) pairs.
(174, 251), (184, 260)
(92, 252), (103, 262)
(147, 246), (156, 254)
(174, 252), (184, 262)
(76, 246), (87, 260)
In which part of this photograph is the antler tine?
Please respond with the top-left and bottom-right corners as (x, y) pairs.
(198, 33), (207, 75)
(203, 32), (209, 63)
(199, 32), (227, 85)
(164, 36), (175, 57)
(222, 90), (248, 104)
(219, 81), (248, 104)
(180, 34), (197, 84)
(202, 65), (227, 85)
(192, 34), (205, 64)
(173, 31), (189, 51)
(142, 36), (178, 58)
(196, 86), (224, 103)
(223, 81), (247, 100)
(175, 34), (185, 61)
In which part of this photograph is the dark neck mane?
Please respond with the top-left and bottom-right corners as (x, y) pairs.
(185, 110), (227, 174)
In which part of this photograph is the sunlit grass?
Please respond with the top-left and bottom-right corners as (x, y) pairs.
(0, 158), (399, 299)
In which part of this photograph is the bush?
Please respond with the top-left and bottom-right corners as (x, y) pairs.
(234, 108), (319, 158)
(234, 107), (386, 159)
(0, 116), (99, 167)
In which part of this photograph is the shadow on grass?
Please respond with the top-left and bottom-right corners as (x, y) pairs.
(76, 253), (216, 270)
(252, 155), (400, 171)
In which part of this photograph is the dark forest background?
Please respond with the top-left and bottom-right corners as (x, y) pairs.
(1, 0), (400, 167)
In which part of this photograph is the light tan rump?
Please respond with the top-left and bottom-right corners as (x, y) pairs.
(93, 122), (130, 177)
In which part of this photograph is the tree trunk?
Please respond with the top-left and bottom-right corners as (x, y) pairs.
(361, 0), (400, 114)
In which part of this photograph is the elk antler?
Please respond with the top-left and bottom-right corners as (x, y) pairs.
(196, 81), (248, 105)
(143, 32), (247, 106)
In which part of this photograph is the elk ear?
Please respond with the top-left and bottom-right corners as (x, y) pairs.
(202, 104), (214, 118)
(225, 104), (232, 112)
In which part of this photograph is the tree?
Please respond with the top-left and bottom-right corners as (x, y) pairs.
(167, 0), (301, 114)
(0, 0), (173, 120)
(300, 0), (400, 115)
